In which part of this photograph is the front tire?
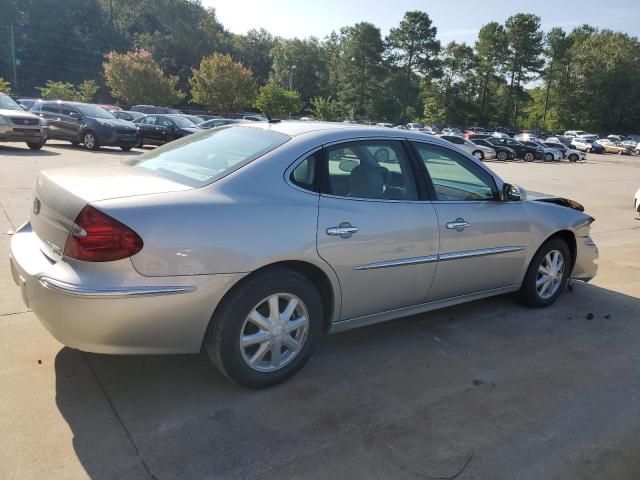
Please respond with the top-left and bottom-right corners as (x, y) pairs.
(83, 131), (100, 151)
(472, 150), (484, 160)
(204, 269), (323, 388)
(519, 237), (571, 308)
(569, 153), (578, 162)
(544, 153), (553, 162)
(523, 152), (534, 162)
(26, 140), (45, 150)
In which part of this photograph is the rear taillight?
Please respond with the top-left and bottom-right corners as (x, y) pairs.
(64, 205), (143, 262)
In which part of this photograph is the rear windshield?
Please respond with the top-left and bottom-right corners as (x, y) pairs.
(125, 126), (290, 187)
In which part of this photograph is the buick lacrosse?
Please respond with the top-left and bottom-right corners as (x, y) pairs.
(10, 122), (598, 387)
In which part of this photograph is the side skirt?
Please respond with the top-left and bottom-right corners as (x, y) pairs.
(329, 284), (521, 334)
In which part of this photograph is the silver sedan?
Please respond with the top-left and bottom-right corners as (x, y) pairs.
(10, 122), (598, 387)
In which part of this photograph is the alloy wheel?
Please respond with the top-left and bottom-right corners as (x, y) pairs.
(497, 151), (507, 161)
(84, 133), (95, 149)
(240, 293), (309, 372)
(536, 250), (565, 300)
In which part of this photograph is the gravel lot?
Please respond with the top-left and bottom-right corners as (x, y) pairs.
(1, 141), (639, 480)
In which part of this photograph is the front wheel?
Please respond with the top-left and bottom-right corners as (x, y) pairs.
(83, 131), (100, 151)
(523, 152), (534, 162)
(519, 238), (571, 308)
(497, 151), (508, 161)
(472, 150), (484, 160)
(26, 140), (45, 150)
(204, 269), (323, 388)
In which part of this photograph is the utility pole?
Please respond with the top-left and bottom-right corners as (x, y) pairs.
(9, 24), (17, 89)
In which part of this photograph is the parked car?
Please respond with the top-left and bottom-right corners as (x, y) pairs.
(376, 122), (394, 128)
(0, 93), (47, 150)
(199, 118), (242, 129)
(571, 137), (604, 154)
(521, 140), (562, 161)
(406, 123), (424, 130)
(596, 139), (633, 155)
(440, 135), (497, 160)
(243, 115), (268, 122)
(135, 114), (201, 146)
(464, 126), (489, 138)
(32, 100), (138, 151)
(131, 105), (182, 114)
(487, 137), (543, 161)
(543, 142), (586, 162)
(473, 139), (516, 161)
(113, 110), (145, 122)
(9, 122), (599, 387)
(495, 127), (516, 137)
(181, 114), (205, 125)
(545, 136), (573, 147)
(564, 130), (587, 138)
(16, 98), (39, 111)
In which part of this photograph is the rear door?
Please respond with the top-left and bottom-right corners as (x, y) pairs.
(316, 139), (439, 321)
(411, 141), (530, 301)
(37, 103), (63, 139)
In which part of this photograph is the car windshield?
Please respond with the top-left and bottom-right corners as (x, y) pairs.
(170, 116), (198, 128)
(0, 94), (23, 111)
(75, 104), (115, 119)
(126, 126), (290, 187)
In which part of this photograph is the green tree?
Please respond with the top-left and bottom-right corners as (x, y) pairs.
(232, 29), (275, 85)
(503, 14), (545, 126)
(421, 79), (445, 125)
(76, 80), (99, 102)
(438, 42), (478, 125)
(0, 78), (11, 94)
(190, 53), (257, 114)
(270, 37), (327, 104)
(308, 96), (342, 121)
(254, 82), (302, 118)
(103, 50), (184, 105)
(338, 22), (384, 119)
(475, 22), (508, 125)
(37, 81), (76, 100)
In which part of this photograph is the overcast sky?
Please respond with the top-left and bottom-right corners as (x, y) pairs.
(206, 0), (640, 43)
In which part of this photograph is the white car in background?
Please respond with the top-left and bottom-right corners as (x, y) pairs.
(564, 130), (587, 137)
(440, 135), (497, 160)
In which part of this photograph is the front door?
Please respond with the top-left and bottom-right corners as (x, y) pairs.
(316, 140), (439, 321)
(411, 141), (531, 301)
(58, 104), (82, 140)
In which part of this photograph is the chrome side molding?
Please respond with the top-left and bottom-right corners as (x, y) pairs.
(353, 246), (524, 270)
(39, 277), (196, 299)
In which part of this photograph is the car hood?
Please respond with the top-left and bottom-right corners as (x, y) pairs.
(88, 117), (136, 128)
(0, 108), (39, 118)
(527, 190), (585, 212)
(180, 127), (201, 133)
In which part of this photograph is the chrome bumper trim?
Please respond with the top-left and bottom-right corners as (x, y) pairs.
(39, 277), (196, 299)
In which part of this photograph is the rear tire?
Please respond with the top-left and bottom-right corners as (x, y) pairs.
(497, 151), (508, 161)
(544, 153), (553, 162)
(569, 154), (578, 162)
(204, 268), (323, 388)
(519, 237), (571, 308)
(524, 152), (534, 162)
(120, 146), (132, 151)
(26, 140), (45, 150)
(83, 131), (100, 151)
(472, 150), (484, 160)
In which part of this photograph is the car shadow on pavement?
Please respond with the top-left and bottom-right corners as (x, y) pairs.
(55, 281), (640, 480)
(0, 145), (60, 156)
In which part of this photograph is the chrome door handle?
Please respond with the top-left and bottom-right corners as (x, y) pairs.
(326, 225), (358, 238)
(446, 218), (469, 231)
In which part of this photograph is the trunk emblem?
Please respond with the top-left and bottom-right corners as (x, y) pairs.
(32, 196), (41, 215)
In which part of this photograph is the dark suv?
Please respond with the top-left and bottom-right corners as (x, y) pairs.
(32, 101), (138, 150)
(486, 137), (543, 161)
(134, 114), (200, 146)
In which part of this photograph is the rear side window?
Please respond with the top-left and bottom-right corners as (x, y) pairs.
(42, 104), (60, 113)
(291, 153), (318, 191)
(127, 126), (290, 187)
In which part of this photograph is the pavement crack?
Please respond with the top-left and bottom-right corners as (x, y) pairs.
(0, 200), (16, 230)
(0, 310), (30, 317)
(81, 353), (159, 480)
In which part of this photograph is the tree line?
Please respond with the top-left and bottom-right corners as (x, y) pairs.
(1, 0), (639, 132)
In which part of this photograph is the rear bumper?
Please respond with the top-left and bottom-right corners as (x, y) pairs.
(10, 222), (243, 354)
(571, 236), (598, 282)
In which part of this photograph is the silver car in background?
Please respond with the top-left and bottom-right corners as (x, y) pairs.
(10, 122), (598, 387)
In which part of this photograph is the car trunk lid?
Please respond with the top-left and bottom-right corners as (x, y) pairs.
(30, 163), (191, 261)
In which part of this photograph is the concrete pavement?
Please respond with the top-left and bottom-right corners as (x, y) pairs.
(1, 141), (639, 479)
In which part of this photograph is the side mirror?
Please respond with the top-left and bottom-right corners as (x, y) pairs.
(69, 112), (81, 119)
(503, 183), (522, 201)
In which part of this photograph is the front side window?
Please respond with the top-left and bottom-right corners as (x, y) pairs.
(60, 104), (78, 117)
(158, 117), (174, 128)
(126, 126), (290, 187)
(42, 104), (60, 114)
(324, 141), (418, 201)
(143, 115), (158, 125)
(413, 143), (498, 202)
